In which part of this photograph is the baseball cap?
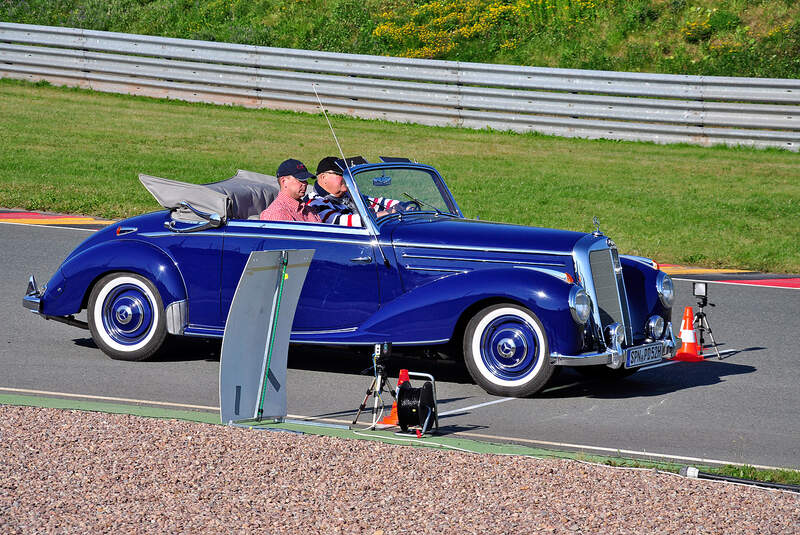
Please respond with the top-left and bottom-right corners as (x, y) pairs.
(316, 156), (343, 176)
(277, 159), (315, 182)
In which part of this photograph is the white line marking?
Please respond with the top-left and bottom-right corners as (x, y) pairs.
(541, 380), (582, 393)
(2, 386), (788, 469)
(438, 397), (515, 417)
(674, 277), (800, 290)
(438, 381), (583, 417)
(641, 360), (678, 370)
(0, 221), (96, 232)
(0, 387), (218, 411)
(453, 431), (788, 470)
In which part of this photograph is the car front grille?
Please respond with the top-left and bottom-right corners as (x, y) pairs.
(584, 244), (633, 346)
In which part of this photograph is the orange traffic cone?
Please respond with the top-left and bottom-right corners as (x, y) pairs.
(674, 306), (703, 362)
(380, 369), (410, 425)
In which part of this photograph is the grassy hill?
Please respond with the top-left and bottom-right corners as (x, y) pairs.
(1, 0), (798, 78)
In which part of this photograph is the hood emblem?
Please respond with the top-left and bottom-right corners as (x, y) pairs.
(592, 216), (603, 237)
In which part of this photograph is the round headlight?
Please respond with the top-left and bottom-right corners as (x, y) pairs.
(647, 315), (665, 339)
(656, 272), (674, 308)
(569, 286), (591, 324)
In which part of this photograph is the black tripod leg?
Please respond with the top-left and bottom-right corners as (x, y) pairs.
(702, 316), (722, 359)
(352, 377), (377, 425)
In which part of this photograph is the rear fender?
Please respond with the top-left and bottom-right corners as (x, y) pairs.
(363, 267), (582, 354)
(40, 240), (187, 317)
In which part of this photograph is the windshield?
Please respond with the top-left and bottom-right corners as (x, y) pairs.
(351, 167), (458, 219)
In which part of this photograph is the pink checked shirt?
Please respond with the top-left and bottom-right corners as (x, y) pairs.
(260, 191), (321, 223)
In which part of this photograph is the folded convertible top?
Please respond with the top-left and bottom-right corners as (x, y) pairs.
(139, 169), (280, 223)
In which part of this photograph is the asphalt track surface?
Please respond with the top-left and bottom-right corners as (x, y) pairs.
(2, 222), (799, 469)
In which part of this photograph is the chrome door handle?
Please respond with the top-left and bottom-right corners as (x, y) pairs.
(350, 256), (373, 264)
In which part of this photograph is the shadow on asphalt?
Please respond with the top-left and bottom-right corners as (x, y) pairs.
(72, 336), (762, 400)
(546, 359), (759, 400)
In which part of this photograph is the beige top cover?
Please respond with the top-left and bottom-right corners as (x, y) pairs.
(139, 169), (280, 222)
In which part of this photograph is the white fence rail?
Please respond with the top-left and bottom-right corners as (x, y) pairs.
(1, 22), (798, 150)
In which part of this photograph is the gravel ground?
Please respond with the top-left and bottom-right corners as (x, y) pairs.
(1, 406), (798, 534)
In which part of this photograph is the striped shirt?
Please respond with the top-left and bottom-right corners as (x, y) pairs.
(259, 190), (321, 223)
(307, 183), (398, 227)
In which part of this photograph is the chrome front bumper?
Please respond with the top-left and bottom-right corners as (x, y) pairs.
(550, 322), (678, 368)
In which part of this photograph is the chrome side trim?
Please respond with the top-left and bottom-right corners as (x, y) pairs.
(142, 231), (372, 247)
(401, 253), (565, 267)
(165, 299), (188, 335)
(287, 338), (450, 346)
(227, 220), (370, 236)
(394, 241), (572, 256)
(116, 226), (138, 236)
(513, 266), (572, 282)
(393, 339), (450, 346)
(291, 327), (359, 335)
(404, 266), (467, 273)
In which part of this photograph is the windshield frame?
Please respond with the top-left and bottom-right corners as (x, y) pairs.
(343, 163), (463, 234)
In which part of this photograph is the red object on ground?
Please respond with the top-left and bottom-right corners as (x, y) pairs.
(379, 369), (411, 426)
(674, 306), (704, 362)
(717, 278), (800, 289)
(0, 212), (71, 219)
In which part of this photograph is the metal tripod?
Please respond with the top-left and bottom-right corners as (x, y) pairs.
(694, 296), (722, 359)
(352, 343), (396, 428)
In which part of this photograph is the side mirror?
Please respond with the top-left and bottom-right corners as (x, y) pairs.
(164, 202), (223, 233)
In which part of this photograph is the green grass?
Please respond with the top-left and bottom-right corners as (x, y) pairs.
(1, 0), (798, 78)
(1, 78), (799, 272)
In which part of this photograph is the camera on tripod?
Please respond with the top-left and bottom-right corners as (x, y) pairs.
(692, 282), (721, 359)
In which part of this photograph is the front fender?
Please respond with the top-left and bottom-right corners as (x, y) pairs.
(40, 239), (187, 317)
(362, 267), (583, 354)
(620, 256), (671, 342)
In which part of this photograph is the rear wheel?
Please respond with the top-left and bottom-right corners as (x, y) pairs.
(463, 304), (554, 397)
(87, 273), (167, 361)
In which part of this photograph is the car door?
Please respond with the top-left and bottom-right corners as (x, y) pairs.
(220, 219), (380, 332)
(153, 219), (225, 329)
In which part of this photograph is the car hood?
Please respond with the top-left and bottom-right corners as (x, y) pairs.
(388, 217), (586, 256)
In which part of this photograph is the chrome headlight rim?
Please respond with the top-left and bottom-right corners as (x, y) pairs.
(656, 272), (674, 308)
(647, 315), (665, 339)
(568, 286), (591, 325)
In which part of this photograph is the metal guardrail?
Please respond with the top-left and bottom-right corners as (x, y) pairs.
(1, 22), (798, 150)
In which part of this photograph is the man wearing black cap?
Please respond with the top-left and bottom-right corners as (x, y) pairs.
(259, 159), (321, 223)
(308, 156), (399, 227)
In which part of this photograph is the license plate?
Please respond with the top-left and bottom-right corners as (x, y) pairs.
(625, 342), (664, 368)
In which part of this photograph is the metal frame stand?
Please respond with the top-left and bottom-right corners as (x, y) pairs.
(694, 296), (722, 359)
(352, 343), (396, 428)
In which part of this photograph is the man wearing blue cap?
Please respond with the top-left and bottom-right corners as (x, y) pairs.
(307, 156), (400, 226)
(260, 159), (322, 223)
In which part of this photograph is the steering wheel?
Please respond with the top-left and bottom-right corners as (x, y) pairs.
(396, 200), (422, 212)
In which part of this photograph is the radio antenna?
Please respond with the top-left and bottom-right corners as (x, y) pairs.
(312, 84), (390, 267)
(312, 84), (348, 171)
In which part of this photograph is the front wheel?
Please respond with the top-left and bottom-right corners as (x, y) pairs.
(87, 272), (167, 361)
(463, 304), (554, 397)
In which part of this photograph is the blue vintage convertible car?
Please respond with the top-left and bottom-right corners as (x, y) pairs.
(23, 157), (677, 397)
